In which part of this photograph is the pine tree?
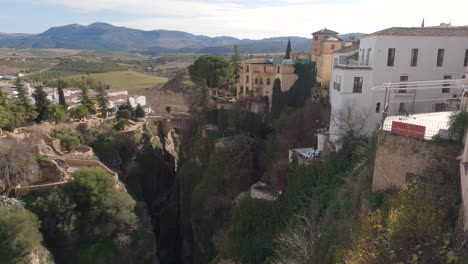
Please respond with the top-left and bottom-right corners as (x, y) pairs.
(284, 39), (292, 59)
(95, 84), (109, 118)
(14, 77), (36, 123)
(271, 78), (284, 119)
(135, 104), (146, 118)
(231, 45), (242, 80)
(57, 79), (67, 108)
(32, 86), (51, 123)
(80, 85), (96, 115)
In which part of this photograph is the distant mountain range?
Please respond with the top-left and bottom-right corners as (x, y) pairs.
(0, 22), (366, 55)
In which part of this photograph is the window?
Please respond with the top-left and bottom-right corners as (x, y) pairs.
(267, 78), (271, 85)
(277, 66), (280, 74)
(398, 76), (408, 93)
(464, 49), (468, 67)
(314, 36), (318, 41)
(437, 49), (444, 67)
(353, 77), (363, 93)
(442, 75), (451, 93)
(246, 75), (249, 83)
(411, 48), (418, 67)
(246, 65), (249, 72)
(331, 44), (336, 50)
(435, 103), (447, 112)
(255, 78), (258, 84)
(376, 103), (381, 113)
(387, 48), (395, 66)
(399, 103), (406, 114)
(365, 48), (371, 66)
(240, 86), (244, 94)
(264, 66), (267, 72)
(260, 78), (263, 85)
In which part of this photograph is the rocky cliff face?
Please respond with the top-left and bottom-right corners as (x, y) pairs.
(129, 123), (184, 264)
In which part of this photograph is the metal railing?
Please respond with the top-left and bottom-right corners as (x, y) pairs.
(381, 113), (452, 140)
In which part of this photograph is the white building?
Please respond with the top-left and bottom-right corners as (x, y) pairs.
(330, 25), (468, 142)
(128, 95), (146, 108)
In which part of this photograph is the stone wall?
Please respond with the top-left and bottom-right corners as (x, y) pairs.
(372, 132), (460, 191)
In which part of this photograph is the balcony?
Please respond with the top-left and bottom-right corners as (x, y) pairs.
(333, 58), (372, 70)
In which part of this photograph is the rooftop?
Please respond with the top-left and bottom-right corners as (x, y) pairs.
(365, 26), (468, 37)
(322, 36), (343, 42)
(312, 28), (339, 35)
(333, 43), (359, 54)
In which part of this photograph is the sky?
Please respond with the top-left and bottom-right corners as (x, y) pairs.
(0, 0), (468, 39)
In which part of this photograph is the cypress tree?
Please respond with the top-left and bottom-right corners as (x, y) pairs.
(95, 83), (109, 118)
(231, 45), (242, 80)
(32, 86), (50, 123)
(284, 39), (292, 59)
(57, 79), (67, 108)
(271, 78), (284, 119)
(14, 77), (36, 123)
(80, 85), (96, 115)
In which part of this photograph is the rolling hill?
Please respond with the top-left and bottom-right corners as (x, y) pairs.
(0, 23), (365, 55)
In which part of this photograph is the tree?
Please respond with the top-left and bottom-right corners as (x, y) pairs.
(331, 103), (370, 139)
(118, 100), (134, 117)
(48, 104), (68, 124)
(0, 91), (14, 131)
(165, 105), (172, 114)
(32, 86), (51, 123)
(135, 104), (146, 118)
(0, 143), (38, 195)
(271, 78), (284, 119)
(217, 106), (228, 136)
(57, 79), (67, 108)
(80, 84), (96, 115)
(231, 45), (242, 80)
(0, 197), (51, 264)
(113, 119), (130, 131)
(188, 55), (234, 89)
(285, 38), (292, 59)
(448, 111), (468, 142)
(116, 109), (132, 120)
(14, 77), (36, 123)
(69, 105), (89, 120)
(67, 167), (137, 236)
(95, 83), (110, 118)
(345, 182), (461, 263)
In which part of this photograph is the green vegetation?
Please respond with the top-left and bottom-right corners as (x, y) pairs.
(0, 197), (52, 264)
(63, 71), (168, 91)
(189, 55), (235, 90)
(26, 167), (156, 263)
(345, 182), (463, 263)
(284, 38), (292, 59)
(52, 128), (83, 151)
(27, 60), (128, 81)
(32, 86), (51, 123)
(448, 111), (468, 142)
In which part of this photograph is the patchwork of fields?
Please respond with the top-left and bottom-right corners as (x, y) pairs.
(64, 71), (168, 91)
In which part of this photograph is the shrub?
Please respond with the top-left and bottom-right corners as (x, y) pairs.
(229, 198), (286, 264)
(0, 197), (50, 264)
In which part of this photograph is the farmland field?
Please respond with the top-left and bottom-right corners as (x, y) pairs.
(26, 60), (128, 81)
(64, 71), (168, 92)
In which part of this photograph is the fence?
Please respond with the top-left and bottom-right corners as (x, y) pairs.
(381, 112), (452, 140)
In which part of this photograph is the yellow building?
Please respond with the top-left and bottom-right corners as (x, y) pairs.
(311, 28), (351, 88)
(236, 59), (314, 112)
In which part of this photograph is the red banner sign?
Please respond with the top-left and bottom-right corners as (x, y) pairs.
(391, 121), (426, 138)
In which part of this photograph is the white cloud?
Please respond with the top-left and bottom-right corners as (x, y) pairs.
(43, 0), (468, 39)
